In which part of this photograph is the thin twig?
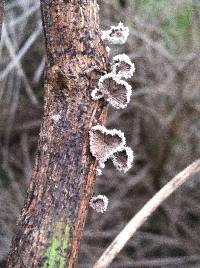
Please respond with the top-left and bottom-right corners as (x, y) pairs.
(94, 159), (200, 268)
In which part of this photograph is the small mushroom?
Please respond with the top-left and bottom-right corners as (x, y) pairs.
(111, 54), (135, 79)
(89, 125), (126, 164)
(101, 22), (129, 45)
(91, 73), (132, 109)
(89, 195), (109, 213)
(112, 146), (134, 173)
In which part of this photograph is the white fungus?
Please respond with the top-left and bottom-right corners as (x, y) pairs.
(89, 125), (126, 164)
(96, 162), (105, 176)
(106, 46), (111, 56)
(96, 167), (102, 176)
(89, 195), (109, 213)
(111, 54), (135, 79)
(91, 73), (132, 109)
(52, 114), (61, 122)
(112, 146), (134, 173)
(101, 22), (129, 45)
(91, 87), (103, 101)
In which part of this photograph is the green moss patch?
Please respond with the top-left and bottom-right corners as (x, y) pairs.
(42, 222), (70, 268)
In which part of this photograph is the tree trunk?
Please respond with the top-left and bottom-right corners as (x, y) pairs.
(7, 1), (108, 267)
(0, 0), (4, 39)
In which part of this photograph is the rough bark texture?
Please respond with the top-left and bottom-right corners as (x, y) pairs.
(0, 0), (4, 39)
(7, 1), (108, 267)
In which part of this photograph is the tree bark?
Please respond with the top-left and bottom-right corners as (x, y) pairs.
(7, 1), (108, 267)
(0, 0), (4, 39)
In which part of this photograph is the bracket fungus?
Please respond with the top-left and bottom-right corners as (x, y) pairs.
(89, 125), (126, 165)
(111, 54), (135, 79)
(89, 195), (109, 213)
(89, 21), (135, 213)
(91, 73), (132, 109)
(112, 146), (134, 173)
(101, 22), (129, 45)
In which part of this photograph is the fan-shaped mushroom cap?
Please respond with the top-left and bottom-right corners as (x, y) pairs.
(111, 54), (135, 79)
(89, 195), (109, 213)
(112, 146), (134, 173)
(91, 73), (132, 109)
(89, 125), (126, 163)
(101, 22), (129, 45)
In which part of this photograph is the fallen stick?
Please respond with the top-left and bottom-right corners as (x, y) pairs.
(94, 159), (200, 268)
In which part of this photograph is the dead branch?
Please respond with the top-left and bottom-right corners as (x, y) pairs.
(94, 159), (200, 268)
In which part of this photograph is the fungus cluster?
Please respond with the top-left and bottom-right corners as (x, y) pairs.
(91, 29), (135, 109)
(89, 20), (135, 213)
(89, 125), (134, 176)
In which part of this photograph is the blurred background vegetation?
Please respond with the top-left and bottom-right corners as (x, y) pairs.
(0, 0), (200, 267)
